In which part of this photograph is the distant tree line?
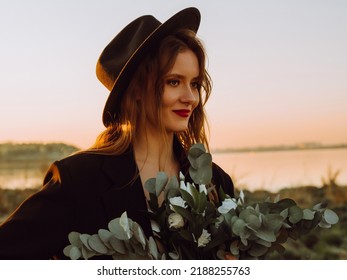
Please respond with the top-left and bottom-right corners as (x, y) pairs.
(0, 142), (80, 161)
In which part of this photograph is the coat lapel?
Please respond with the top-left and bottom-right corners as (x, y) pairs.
(99, 149), (152, 237)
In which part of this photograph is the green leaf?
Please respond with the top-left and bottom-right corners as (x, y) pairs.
(69, 246), (82, 260)
(288, 205), (303, 224)
(108, 216), (133, 240)
(232, 218), (247, 236)
(263, 214), (284, 232)
(323, 209), (339, 225)
(165, 176), (180, 199)
(256, 239), (272, 248)
(179, 230), (194, 242)
(279, 208), (288, 219)
(240, 226), (253, 241)
(188, 183), (200, 206)
(302, 209), (315, 220)
(248, 243), (268, 257)
(196, 191), (207, 214)
(277, 198), (297, 209)
(155, 172), (168, 196)
(196, 153), (212, 168)
(63, 245), (73, 257)
(255, 228), (276, 242)
(80, 233), (92, 250)
(144, 178), (156, 195)
(82, 246), (97, 259)
(171, 205), (194, 222)
(132, 223), (147, 249)
(188, 144), (212, 185)
(180, 188), (195, 209)
(168, 251), (180, 260)
(230, 240), (240, 255)
(148, 237), (159, 259)
(190, 166), (212, 185)
(240, 210), (261, 229)
(218, 187), (227, 202)
(148, 192), (159, 211)
(319, 219), (332, 228)
(88, 234), (108, 254)
(188, 144), (206, 161)
(68, 231), (82, 247)
(109, 236), (126, 254)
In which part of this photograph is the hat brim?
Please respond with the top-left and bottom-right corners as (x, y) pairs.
(102, 7), (201, 126)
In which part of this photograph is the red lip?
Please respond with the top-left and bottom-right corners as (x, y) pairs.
(173, 109), (191, 118)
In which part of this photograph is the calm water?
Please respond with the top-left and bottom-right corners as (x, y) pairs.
(1, 149), (346, 192)
(212, 148), (347, 192)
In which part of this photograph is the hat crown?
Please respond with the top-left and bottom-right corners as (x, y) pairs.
(96, 15), (161, 90)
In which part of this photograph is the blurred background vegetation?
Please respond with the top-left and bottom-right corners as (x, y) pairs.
(0, 142), (346, 259)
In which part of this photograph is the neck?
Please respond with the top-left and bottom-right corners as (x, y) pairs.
(133, 126), (176, 171)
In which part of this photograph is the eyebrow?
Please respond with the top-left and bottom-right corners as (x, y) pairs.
(165, 73), (201, 81)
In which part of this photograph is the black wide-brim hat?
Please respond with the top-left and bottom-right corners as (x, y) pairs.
(96, 7), (201, 127)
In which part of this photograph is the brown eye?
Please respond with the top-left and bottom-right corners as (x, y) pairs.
(167, 79), (180, 86)
(191, 81), (200, 89)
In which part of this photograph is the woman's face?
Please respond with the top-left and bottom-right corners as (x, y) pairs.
(161, 49), (200, 133)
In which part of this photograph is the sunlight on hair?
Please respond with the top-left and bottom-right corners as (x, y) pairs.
(121, 121), (132, 133)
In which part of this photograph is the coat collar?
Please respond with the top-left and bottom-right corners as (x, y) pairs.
(100, 148), (138, 188)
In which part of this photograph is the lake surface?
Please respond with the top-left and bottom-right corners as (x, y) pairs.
(212, 148), (347, 192)
(0, 149), (346, 192)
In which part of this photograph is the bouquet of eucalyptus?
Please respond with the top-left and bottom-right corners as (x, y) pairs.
(64, 144), (339, 260)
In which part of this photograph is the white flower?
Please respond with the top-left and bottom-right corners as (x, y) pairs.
(218, 198), (238, 214)
(169, 196), (187, 211)
(179, 171), (185, 181)
(150, 220), (160, 233)
(238, 190), (245, 205)
(215, 215), (224, 229)
(197, 229), (211, 247)
(168, 213), (185, 229)
(180, 181), (195, 196)
(199, 184), (207, 195)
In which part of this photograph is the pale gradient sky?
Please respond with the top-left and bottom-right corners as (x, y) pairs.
(0, 0), (346, 149)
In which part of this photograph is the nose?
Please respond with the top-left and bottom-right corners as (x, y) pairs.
(181, 84), (199, 105)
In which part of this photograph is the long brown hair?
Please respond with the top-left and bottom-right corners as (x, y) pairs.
(86, 29), (212, 155)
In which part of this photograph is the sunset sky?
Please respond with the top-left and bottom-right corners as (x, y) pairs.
(0, 0), (346, 150)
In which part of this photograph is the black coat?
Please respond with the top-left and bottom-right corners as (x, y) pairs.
(0, 144), (234, 259)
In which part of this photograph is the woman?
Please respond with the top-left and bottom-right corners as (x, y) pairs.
(0, 7), (233, 259)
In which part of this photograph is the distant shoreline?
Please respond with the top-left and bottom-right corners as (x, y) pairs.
(1, 141), (346, 155)
(212, 143), (347, 154)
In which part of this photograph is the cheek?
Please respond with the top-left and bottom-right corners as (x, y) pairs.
(161, 90), (175, 108)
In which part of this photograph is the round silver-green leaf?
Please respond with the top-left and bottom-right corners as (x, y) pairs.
(88, 234), (108, 254)
(69, 246), (82, 260)
(323, 209), (339, 225)
(155, 172), (168, 196)
(80, 233), (92, 250)
(289, 205), (303, 224)
(68, 231), (82, 247)
(109, 236), (126, 254)
(302, 209), (315, 220)
(249, 243), (268, 257)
